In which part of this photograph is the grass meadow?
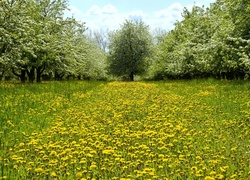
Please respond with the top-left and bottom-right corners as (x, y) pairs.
(0, 80), (250, 179)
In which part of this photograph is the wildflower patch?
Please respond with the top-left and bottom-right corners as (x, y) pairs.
(0, 80), (249, 179)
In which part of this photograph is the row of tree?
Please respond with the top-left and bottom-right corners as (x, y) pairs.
(0, 0), (249, 82)
(150, 0), (250, 80)
(107, 0), (250, 81)
(0, 0), (107, 83)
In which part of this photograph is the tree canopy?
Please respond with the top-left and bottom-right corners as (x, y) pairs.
(0, 0), (107, 82)
(107, 20), (153, 81)
(150, 0), (250, 80)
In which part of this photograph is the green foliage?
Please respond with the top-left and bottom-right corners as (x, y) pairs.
(0, 0), (107, 83)
(150, 0), (250, 80)
(107, 20), (153, 81)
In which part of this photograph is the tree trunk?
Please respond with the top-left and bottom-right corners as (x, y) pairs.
(59, 73), (65, 80)
(54, 70), (65, 80)
(129, 71), (134, 81)
(20, 69), (26, 83)
(36, 65), (45, 83)
(37, 68), (41, 83)
(27, 67), (35, 83)
(54, 70), (59, 80)
(12, 68), (26, 83)
(0, 71), (4, 81)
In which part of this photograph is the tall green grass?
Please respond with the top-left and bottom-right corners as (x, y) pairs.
(0, 81), (105, 128)
(0, 79), (249, 179)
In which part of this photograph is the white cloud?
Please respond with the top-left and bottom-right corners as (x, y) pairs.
(86, 4), (118, 16)
(65, 2), (209, 32)
(64, 5), (83, 19)
(151, 2), (190, 30)
(127, 10), (148, 21)
(102, 4), (118, 14)
(82, 4), (122, 30)
(68, 5), (82, 16)
(155, 2), (183, 19)
(87, 5), (102, 15)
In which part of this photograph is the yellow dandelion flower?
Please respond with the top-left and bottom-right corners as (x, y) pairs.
(204, 176), (215, 180)
(19, 142), (25, 147)
(191, 166), (198, 171)
(219, 167), (226, 172)
(158, 154), (164, 158)
(216, 174), (224, 179)
(90, 164), (97, 170)
(196, 156), (202, 160)
(230, 174), (237, 179)
(102, 149), (114, 155)
(149, 171), (155, 176)
(231, 147), (237, 151)
(209, 171), (216, 176)
(50, 151), (57, 156)
(168, 143), (174, 147)
(86, 153), (94, 157)
(80, 159), (86, 164)
(35, 167), (43, 173)
(195, 173), (203, 177)
(50, 171), (57, 177)
(76, 172), (82, 178)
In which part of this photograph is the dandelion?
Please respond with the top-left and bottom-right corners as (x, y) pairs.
(86, 153), (94, 158)
(50, 171), (57, 177)
(209, 171), (216, 176)
(90, 164), (97, 170)
(216, 174), (224, 179)
(204, 176), (215, 180)
(35, 167), (43, 173)
(195, 173), (203, 177)
(219, 166), (227, 172)
(231, 147), (237, 151)
(230, 174), (237, 179)
(7, 120), (14, 127)
(49, 151), (57, 156)
(102, 149), (114, 155)
(19, 142), (25, 147)
(2, 81), (250, 179)
(76, 172), (82, 178)
(191, 166), (198, 171)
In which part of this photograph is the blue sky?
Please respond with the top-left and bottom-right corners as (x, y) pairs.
(65, 0), (216, 31)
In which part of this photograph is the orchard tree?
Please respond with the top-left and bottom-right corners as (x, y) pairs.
(107, 19), (153, 81)
(0, 0), (106, 82)
(151, 1), (250, 80)
(0, 0), (73, 83)
(0, 0), (31, 82)
(23, 0), (72, 82)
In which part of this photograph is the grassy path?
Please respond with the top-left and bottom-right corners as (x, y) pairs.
(0, 80), (250, 179)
